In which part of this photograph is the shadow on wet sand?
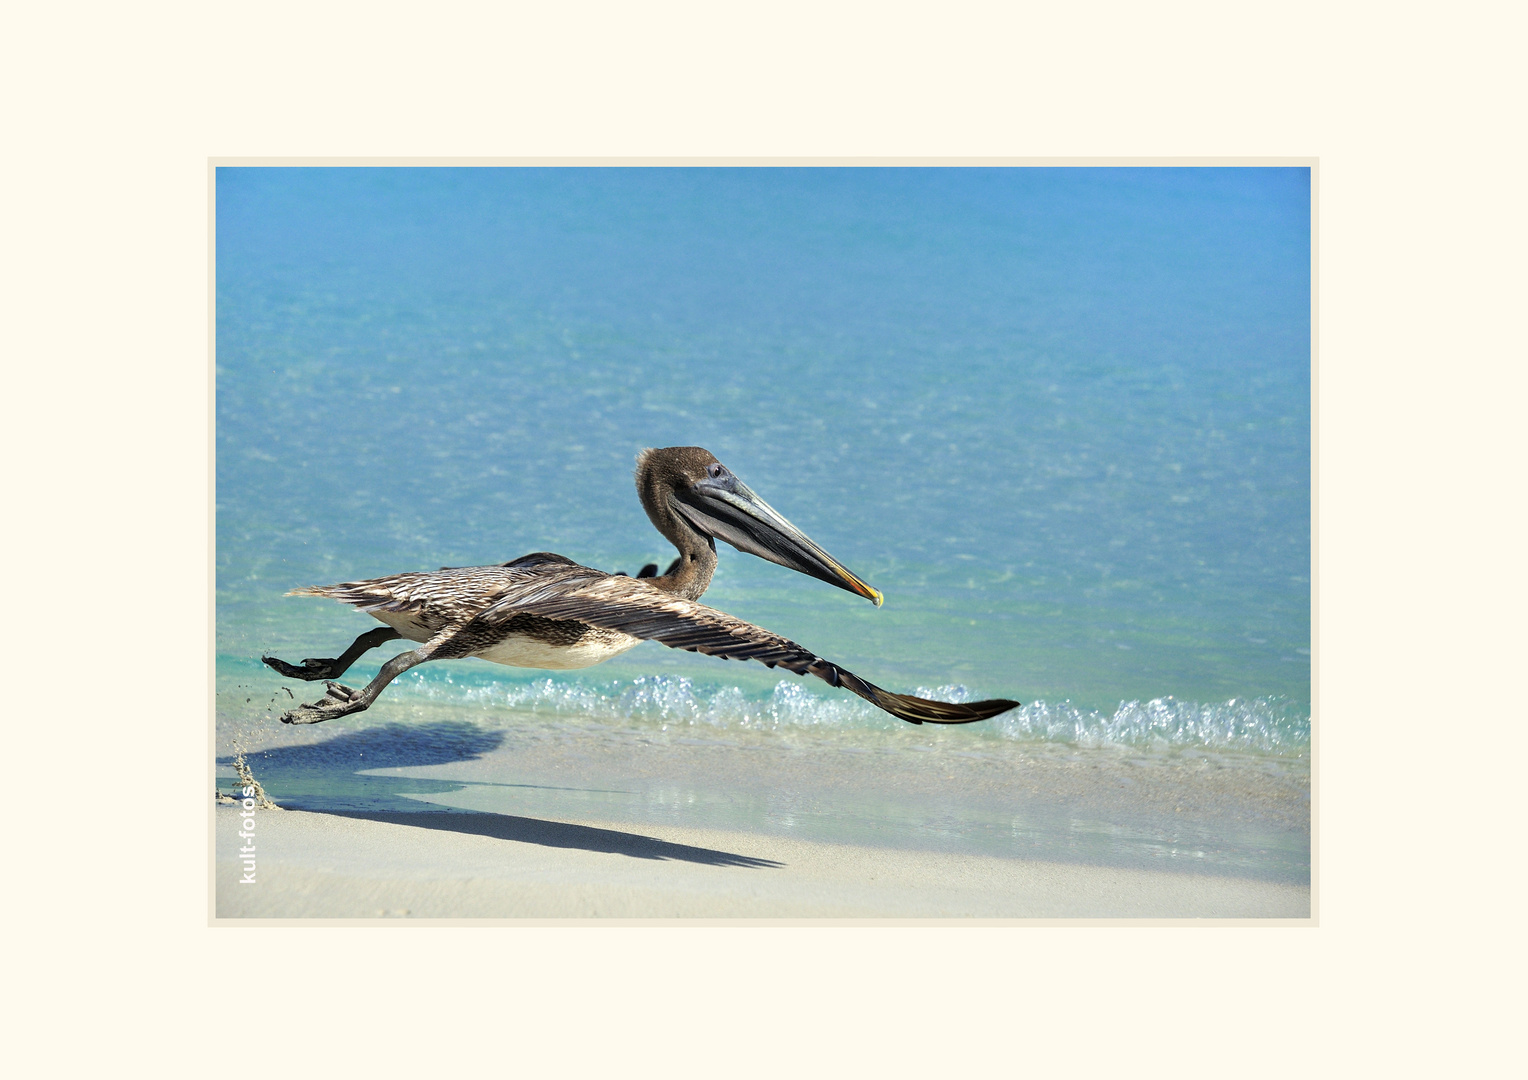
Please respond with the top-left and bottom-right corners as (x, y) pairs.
(306, 808), (783, 868)
(219, 720), (782, 869)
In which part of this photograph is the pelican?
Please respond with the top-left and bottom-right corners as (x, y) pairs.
(263, 446), (1019, 726)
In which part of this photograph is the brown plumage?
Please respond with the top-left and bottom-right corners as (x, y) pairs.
(263, 447), (1020, 727)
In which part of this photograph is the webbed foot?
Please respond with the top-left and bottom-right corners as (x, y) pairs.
(280, 682), (364, 724)
(263, 654), (346, 681)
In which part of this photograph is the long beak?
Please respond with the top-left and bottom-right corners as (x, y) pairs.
(672, 474), (884, 606)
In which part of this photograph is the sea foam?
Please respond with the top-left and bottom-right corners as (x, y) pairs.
(386, 669), (1309, 753)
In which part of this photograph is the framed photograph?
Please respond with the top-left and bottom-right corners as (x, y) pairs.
(213, 164), (1312, 920)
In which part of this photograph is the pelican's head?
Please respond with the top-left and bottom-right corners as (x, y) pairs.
(635, 446), (883, 606)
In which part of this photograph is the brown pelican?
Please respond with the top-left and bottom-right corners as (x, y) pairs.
(263, 446), (1020, 726)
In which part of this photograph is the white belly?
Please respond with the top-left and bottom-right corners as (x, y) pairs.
(475, 630), (643, 670)
(370, 610), (640, 670)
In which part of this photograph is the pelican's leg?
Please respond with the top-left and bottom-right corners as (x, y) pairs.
(280, 645), (435, 724)
(262, 627), (403, 682)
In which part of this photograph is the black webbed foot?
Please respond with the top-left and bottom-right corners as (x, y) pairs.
(262, 627), (401, 685)
(280, 682), (364, 724)
(636, 563), (659, 578)
(263, 655), (344, 681)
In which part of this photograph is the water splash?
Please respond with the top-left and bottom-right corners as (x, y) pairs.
(227, 750), (282, 809)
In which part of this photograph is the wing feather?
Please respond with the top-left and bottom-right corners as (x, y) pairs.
(289, 565), (536, 616)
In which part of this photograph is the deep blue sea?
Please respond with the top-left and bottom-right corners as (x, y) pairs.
(215, 167), (1310, 875)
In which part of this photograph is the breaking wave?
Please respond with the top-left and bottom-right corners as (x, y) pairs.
(989, 695), (1309, 752)
(388, 670), (1309, 753)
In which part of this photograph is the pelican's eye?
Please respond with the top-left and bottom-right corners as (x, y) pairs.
(707, 463), (724, 479)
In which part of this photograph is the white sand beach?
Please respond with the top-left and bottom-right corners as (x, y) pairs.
(214, 802), (1309, 920)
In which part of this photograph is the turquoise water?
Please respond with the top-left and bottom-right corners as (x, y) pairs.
(215, 167), (1310, 875)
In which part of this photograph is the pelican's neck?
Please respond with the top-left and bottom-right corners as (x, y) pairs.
(650, 534), (717, 601)
(636, 463), (718, 601)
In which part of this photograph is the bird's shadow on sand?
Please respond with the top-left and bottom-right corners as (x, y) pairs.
(317, 808), (783, 868)
(218, 720), (782, 870)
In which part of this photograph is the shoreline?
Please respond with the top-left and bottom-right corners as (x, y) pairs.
(220, 703), (1308, 867)
(215, 697), (1309, 918)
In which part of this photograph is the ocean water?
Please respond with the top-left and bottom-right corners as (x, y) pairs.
(215, 167), (1310, 878)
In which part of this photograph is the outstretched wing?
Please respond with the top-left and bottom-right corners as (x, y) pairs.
(476, 575), (1019, 725)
